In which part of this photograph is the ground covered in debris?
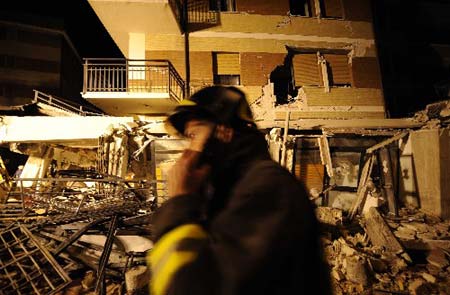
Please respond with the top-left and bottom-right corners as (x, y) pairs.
(318, 206), (450, 295)
(2, 198), (450, 295)
(0, 99), (449, 294)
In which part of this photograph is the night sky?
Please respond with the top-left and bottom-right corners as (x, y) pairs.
(372, 0), (450, 117)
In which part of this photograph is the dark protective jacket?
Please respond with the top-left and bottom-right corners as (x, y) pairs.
(148, 129), (331, 295)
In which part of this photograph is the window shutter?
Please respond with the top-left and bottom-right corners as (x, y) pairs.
(295, 163), (325, 193)
(322, 0), (343, 18)
(292, 53), (320, 87)
(215, 53), (240, 75)
(324, 54), (351, 85)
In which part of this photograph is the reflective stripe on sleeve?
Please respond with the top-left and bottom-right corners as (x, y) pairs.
(148, 224), (207, 295)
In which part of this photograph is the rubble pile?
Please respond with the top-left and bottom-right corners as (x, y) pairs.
(317, 207), (450, 295)
(1, 99), (449, 294)
(0, 118), (192, 294)
(0, 173), (156, 295)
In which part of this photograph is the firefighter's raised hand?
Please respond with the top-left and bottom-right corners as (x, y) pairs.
(167, 120), (214, 197)
(167, 149), (210, 197)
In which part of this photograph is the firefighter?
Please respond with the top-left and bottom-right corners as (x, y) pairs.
(147, 86), (331, 295)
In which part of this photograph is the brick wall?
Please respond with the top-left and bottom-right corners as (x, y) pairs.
(236, 0), (289, 16)
(146, 50), (213, 86)
(146, 50), (185, 77)
(351, 57), (382, 89)
(241, 52), (285, 86)
(190, 51), (213, 86)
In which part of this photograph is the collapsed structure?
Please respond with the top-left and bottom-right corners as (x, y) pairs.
(1, 0), (450, 294)
(0, 91), (449, 294)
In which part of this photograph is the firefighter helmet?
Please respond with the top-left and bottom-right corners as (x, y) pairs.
(166, 86), (255, 135)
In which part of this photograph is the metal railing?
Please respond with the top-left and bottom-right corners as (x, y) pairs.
(187, 0), (219, 25)
(33, 90), (104, 116)
(83, 58), (185, 102)
(169, 0), (219, 32)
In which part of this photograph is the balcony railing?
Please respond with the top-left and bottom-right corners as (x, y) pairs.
(169, 0), (219, 32)
(33, 90), (104, 116)
(83, 59), (185, 102)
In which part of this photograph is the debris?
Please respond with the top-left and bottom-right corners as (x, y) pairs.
(408, 279), (427, 295)
(0, 225), (71, 294)
(81, 270), (96, 290)
(363, 207), (405, 254)
(421, 272), (437, 283)
(344, 255), (369, 286)
(0, 98), (449, 293)
(125, 265), (150, 293)
(349, 155), (375, 220)
(318, 135), (333, 177)
(366, 131), (409, 154)
(315, 206), (343, 226)
(426, 249), (449, 269)
(331, 268), (345, 281)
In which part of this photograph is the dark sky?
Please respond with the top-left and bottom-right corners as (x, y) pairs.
(372, 0), (450, 117)
(0, 0), (123, 58)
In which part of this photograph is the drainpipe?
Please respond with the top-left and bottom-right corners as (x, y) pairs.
(183, 0), (190, 98)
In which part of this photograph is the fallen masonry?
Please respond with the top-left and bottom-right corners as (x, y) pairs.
(0, 99), (449, 294)
(319, 207), (450, 294)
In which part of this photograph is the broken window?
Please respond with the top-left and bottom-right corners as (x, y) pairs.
(326, 148), (362, 211)
(291, 51), (351, 89)
(213, 52), (241, 86)
(209, 0), (236, 12)
(289, 0), (312, 16)
(329, 151), (361, 188)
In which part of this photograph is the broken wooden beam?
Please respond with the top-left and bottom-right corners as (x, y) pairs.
(349, 154), (375, 220)
(318, 135), (333, 177)
(400, 239), (450, 251)
(366, 131), (409, 154)
(363, 207), (406, 254)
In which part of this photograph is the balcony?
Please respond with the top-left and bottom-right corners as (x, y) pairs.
(82, 59), (185, 116)
(169, 0), (220, 32)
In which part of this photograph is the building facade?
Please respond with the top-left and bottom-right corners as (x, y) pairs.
(0, 20), (83, 107)
(86, 0), (385, 119)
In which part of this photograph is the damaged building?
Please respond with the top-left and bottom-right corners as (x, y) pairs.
(0, 0), (450, 294)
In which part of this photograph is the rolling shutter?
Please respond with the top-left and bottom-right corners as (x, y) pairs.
(295, 148), (324, 195)
(292, 53), (320, 87)
(324, 53), (351, 85)
(215, 53), (240, 75)
(295, 163), (325, 193)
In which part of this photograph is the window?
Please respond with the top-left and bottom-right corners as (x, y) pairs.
(329, 151), (362, 188)
(322, 53), (351, 86)
(291, 52), (351, 88)
(289, 0), (312, 16)
(209, 0), (236, 12)
(292, 53), (320, 87)
(213, 53), (240, 86)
